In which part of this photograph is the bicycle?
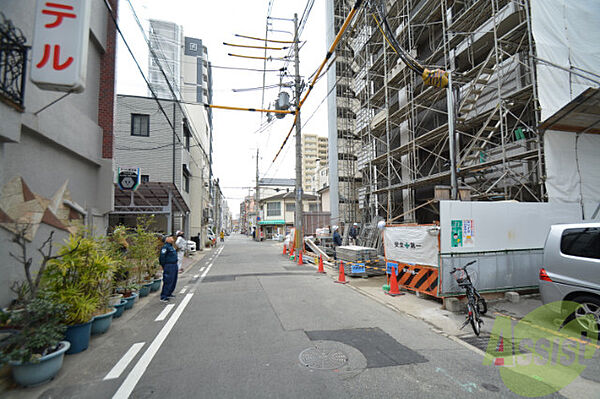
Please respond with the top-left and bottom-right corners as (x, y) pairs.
(450, 260), (487, 336)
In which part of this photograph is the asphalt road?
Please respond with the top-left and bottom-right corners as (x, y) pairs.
(7, 233), (572, 398)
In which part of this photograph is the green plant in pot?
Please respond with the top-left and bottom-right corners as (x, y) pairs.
(3, 224), (81, 385)
(103, 225), (132, 301)
(0, 297), (70, 386)
(41, 233), (114, 354)
(127, 217), (161, 297)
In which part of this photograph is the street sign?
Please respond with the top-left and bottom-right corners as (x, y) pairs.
(117, 168), (140, 191)
(31, 0), (91, 92)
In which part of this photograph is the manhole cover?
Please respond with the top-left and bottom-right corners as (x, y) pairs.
(299, 347), (348, 370)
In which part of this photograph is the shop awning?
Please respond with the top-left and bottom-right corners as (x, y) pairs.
(258, 219), (286, 225)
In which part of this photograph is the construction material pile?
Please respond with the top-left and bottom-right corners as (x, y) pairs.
(336, 245), (385, 277)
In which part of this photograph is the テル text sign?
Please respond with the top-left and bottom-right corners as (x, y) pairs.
(31, 0), (91, 92)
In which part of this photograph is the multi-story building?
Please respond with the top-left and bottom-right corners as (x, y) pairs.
(181, 36), (212, 106)
(0, 1), (118, 306)
(258, 191), (319, 239)
(301, 134), (328, 194)
(334, 0), (600, 224)
(148, 19), (213, 108)
(148, 20), (182, 100)
(145, 18), (216, 242)
(113, 95), (212, 245)
(326, 0), (362, 226)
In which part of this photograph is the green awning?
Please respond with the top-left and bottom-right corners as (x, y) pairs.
(258, 219), (286, 225)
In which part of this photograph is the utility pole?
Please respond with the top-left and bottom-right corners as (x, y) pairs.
(255, 148), (260, 241)
(172, 102), (177, 232)
(293, 13), (303, 252)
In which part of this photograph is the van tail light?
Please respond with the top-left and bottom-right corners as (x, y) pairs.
(539, 268), (553, 282)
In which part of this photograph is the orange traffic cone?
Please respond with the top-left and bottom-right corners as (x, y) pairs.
(297, 250), (303, 265)
(335, 261), (348, 284)
(289, 246), (293, 256)
(283, 244), (287, 255)
(386, 265), (404, 296)
(317, 255), (325, 274)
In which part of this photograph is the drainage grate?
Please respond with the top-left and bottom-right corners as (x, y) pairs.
(299, 347), (348, 370)
(459, 333), (529, 356)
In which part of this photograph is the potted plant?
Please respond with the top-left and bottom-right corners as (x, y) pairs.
(103, 226), (132, 304)
(41, 233), (115, 354)
(0, 297), (69, 387)
(127, 217), (160, 297)
(3, 224), (83, 384)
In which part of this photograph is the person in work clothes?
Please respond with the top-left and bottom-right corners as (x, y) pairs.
(159, 236), (178, 302)
(175, 230), (187, 273)
(332, 226), (342, 260)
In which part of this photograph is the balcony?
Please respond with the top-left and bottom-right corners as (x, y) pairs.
(0, 13), (28, 111)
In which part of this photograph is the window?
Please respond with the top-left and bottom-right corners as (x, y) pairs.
(561, 227), (600, 259)
(131, 114), (149, 137)
(141, 174), (150, 183)
(309, 203), (319, 212)
(182, 165), (190, 193)
(285, 203), (295, 212)
(184, 125), (191, 150)
(267, 202), (281, 216)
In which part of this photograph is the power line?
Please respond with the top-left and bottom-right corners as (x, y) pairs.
(103, 0), (183, 147)
(124, 0), (211, 161)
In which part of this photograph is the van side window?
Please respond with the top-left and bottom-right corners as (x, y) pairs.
(560, 227), (600, 260)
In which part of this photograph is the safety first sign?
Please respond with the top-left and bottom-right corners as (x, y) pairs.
(383, 225), (439, 267)
(31, 0), (91, 92)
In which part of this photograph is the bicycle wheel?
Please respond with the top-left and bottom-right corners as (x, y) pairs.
(469, 304), (481, 336)
(477, 297), (487, 315)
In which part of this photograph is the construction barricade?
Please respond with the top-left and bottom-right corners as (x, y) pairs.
(383, 223), (442, 298)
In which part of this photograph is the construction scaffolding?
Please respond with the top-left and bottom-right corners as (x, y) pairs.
(329, 0), (362, 227)
(343, 0), (543, 224)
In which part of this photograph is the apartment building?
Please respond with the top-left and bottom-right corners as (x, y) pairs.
(113, 95), (212, 244)
(301, 134), (328, 194)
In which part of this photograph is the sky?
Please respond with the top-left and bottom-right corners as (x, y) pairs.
(115, 0), (329, 219)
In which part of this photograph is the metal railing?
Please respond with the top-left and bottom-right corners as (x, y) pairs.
(0, 12), (28, 110)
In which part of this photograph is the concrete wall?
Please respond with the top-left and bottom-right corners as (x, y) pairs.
(0, 1), (117, 307)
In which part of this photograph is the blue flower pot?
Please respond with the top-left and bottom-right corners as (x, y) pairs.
(113, 299), (127, 318)
(150, 278), (162, 292)
(91, 308), (117, 335)
(65, 320), (92, 354)
(123, 292), (138, 310)
(9, 341), (70, 387)
(139, 282), (152, 297)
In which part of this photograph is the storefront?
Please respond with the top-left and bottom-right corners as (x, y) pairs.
(258, 219), (286, 239)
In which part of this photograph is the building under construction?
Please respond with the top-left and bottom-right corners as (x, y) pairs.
(329, 0), (549, 224)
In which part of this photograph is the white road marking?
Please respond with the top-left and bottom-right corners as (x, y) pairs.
(103, 343), (145, 380)
(154, 304), (175, 322)
(193, 273), (200, 278)
(179, 287), (187, 294)
(112, 293), (194, 399)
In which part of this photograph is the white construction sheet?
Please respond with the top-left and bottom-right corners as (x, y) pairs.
(544, 130), (600, 219)
(384, 225), (439, 267)
(531, 0), (600, 120)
